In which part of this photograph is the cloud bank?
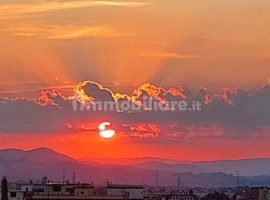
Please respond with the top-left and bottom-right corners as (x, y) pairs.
(0, 80), (270, 142)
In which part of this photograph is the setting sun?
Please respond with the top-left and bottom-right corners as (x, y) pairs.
(98, 122), (115, 139)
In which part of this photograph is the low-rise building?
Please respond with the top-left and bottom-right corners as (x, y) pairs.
(169, 191), (198, 200)
(249, 187), (270, 200)
(106, 183), (145, 200)
(74, 186), (94, 197)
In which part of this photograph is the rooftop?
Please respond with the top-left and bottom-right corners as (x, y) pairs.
(106, 184), (144, 189)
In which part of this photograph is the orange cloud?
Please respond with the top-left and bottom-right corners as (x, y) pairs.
(221, 87), (235, 105)
(73, 82), (193, 107)
(74, 81), (133, 105)
(39, 90), (67, 106)
(4, 24), (126, 39)
(123, 124), (160, 138)
(0, 1), (150, 19)
(138, 51), (201, 59)
(133, 83), (164, 98)
(74, 81), (96, 105)
(167, 88), (186, 99)
(132, 83), (187, 104)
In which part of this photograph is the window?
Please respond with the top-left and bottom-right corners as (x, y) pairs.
(66, 188), (73, 192)
(10, 192), (17, 198)
(53, 186), (61, 192)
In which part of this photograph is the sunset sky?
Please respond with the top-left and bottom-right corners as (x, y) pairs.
(1, 0), (270, 162)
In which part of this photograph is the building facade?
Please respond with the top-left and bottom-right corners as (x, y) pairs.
(249, 187), (270, 200)
(106, 184), (145, 200)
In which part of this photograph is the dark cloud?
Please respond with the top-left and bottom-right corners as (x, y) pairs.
(75, 81), (115, 102)
(1, 80), (270, 141)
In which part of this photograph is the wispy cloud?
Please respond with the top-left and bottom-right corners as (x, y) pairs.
(92, 1), (151, 7)
(0, 0), (150, 19)
(139, 51), (201, 59)
(4, 24), (126, 39)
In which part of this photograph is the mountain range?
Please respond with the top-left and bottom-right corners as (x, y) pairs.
(0, 148), (270, 187)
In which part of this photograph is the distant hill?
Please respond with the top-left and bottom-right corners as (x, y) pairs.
(0, 148), (270, 187)
(0, 148), (94, 182)
(194, 158), (270, 176)
(95, 157), (270, 176)
(132, 161), (209, 174)
(81, 157), (180, 165)
(0, 148), (74, 163)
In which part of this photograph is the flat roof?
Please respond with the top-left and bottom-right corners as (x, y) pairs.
(26, 195), (143, 200)
(106, 185), (144, 189)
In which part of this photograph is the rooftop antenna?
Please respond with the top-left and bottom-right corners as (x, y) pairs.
(155, 170), (159, 189)
(236, 170), (240, 186)
(63, 168), (66, 183)
(72, 171), (76, 184)
(177, 176), (182, 191)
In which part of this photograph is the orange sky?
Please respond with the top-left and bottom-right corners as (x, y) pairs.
(0, 0), (270, 161)
(0, 131), (270, 162)
(0, 0), (270, 95)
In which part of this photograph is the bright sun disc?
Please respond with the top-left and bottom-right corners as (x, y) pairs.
(98, 122), (115, 138)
